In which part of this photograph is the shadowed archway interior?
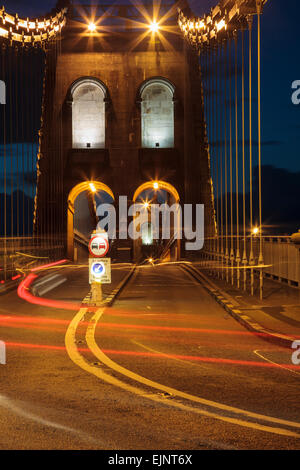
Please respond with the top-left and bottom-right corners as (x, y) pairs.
(67, 181), (115, 260)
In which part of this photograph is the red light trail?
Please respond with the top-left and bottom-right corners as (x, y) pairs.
(16, 273), (300, 341)
(4, 341), (300, 371)
(17, 274), (84, 311)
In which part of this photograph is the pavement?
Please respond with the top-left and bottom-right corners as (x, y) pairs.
(189, 262), (300, 348)
(0, 262), (299, 450)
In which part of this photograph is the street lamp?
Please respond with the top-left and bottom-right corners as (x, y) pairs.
(153, 182), (159, 190)
(252, 226), (259, 236)
(89, 182), (97, 193)
(142, 198), (152, 209)
(149, 21), (159, 33)
(88, 22), (96, 32)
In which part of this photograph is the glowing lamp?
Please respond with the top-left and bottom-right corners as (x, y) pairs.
(216, 19), (226, 32)
(252, 226), (259, 235)
(153, 182), (159, 190)
(89, 183), (97, 193)
(88, 22), (96, 32)
(149, 21), (159, 33)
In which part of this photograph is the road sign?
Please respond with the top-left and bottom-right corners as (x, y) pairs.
(89, 235), (109, 258)
(89, 258), (111, 284)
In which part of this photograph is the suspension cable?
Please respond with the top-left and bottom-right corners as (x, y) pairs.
(241, 28), (247, 290)
(224, 38), (229, 283)
(1, 43), (7, 277)
(257, 1), (264, 300)
(215, 42), (220, 276)
(234, 31), (240, 289)
(247, 15), (255, 295)
(228, 37), (234, 285)
(9, 45), (14, 239)
(220, 42), (224, 280)
(15, 46), (19, 238)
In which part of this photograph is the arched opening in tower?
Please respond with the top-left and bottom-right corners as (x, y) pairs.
(73, 189), (114, 262)
(133, 181), (180, 262)
(67, 182), (115, 262)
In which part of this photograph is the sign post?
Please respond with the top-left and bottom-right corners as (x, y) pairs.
(89, 230), (111, 305)
(0, 340), (6, 365)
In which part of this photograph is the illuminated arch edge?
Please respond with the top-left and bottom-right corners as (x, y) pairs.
(68, 77), (111, 104)
(137, 76), (176, 102)
(133, 181), (180, 204)
(68, 181), (115, 206)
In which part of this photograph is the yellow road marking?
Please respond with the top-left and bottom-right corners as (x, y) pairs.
(254, 350), (300, 376)
(65, 307), (300, 438)
(78, 306), (300, 437)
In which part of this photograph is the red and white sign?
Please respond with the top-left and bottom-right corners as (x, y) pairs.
(89, 235), (109, 258)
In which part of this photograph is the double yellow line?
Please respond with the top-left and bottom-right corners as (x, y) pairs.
(65, 272), (300, 439)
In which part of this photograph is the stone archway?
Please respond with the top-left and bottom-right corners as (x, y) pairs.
(67, 181), (115, 260)
(133, 180), (181, 261)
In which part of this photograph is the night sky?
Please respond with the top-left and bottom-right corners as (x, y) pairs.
(1, 0), (299, 235)
(5, 0), (299, 172)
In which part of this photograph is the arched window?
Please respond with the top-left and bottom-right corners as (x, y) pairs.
(71, 79), (107, 149)
(140, 78), (175, 149)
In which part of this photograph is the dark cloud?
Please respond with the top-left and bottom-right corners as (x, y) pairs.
(210, 140), (283, 149)
(0, 143), (38, 159)
(260, 140), (283, 147)
(214, 165), (300, 234)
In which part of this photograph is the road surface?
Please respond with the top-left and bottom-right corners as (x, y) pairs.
(0, 263), (299, 450)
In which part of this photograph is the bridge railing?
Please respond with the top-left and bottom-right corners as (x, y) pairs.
(262, 237), (300, 288)
(199, 236), (300, 291)
(0, 236), (65, 282)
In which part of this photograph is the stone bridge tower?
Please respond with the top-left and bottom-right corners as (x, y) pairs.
(36, 0), (215, 261)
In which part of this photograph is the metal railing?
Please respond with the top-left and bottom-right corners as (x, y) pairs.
(0, 236), (65, 282)
(199, 235), (300, 291)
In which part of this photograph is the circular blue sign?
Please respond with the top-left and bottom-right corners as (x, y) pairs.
(91, 262), (105, 278)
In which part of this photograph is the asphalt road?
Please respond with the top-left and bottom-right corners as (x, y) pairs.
(0, 263), (299, 450)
